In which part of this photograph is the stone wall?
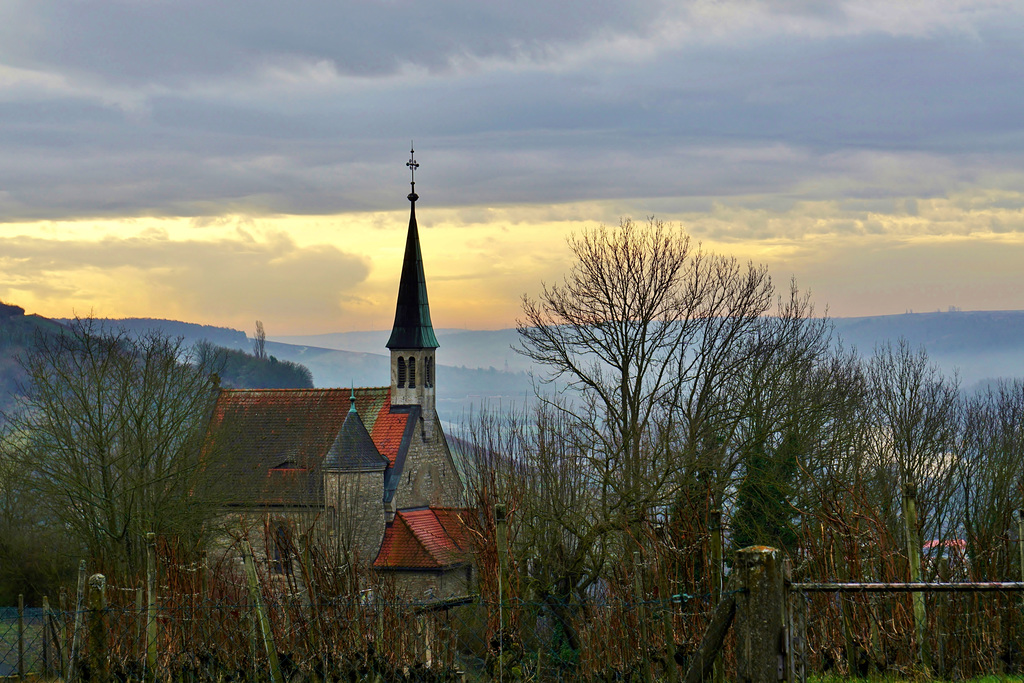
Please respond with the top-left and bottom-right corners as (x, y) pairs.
(324, 468), (388, 565)
(382, 564), (474, 601)
(394, 409), (465, 510)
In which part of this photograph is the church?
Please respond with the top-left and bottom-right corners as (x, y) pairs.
(204, 151), (472, 598)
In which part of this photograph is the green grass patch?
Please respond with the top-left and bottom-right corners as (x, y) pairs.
(811, 675), (1024, 683)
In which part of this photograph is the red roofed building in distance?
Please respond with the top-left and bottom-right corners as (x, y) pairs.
(204, 149), (472, 599)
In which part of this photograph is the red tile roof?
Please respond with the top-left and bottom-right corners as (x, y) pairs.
(204, 387), (410, 505)
(374, 507), (473, 570)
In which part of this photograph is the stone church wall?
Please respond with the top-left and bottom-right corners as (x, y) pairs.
(382, 564), (474, 601)
(324, 469), (388, 564)
(393, 411), (465, 510)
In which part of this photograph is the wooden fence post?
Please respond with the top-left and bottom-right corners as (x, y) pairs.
(936, 557), (950, 678)
(242, 540), (285, 683)
(146, 533), (158, 681)
(734, 546), (786, 683)
(682, 575), (738, 683)
(902, 482), (929, 673)
(42, 595), (51, 678)
(495, 503), (509, 636)
(17, 593), (25, 681)
(87, 574), (109, 683)
(134, 588), (143, 664)
(1017, 510), (1024, 653)
(47, 593), (65, 680)
(632, 552), (653, 683)
(710, 510), (724, 683)
(69, 559), (86, 683)
(787, 587), (806, 683)
(657, 561), (680, 683)
(1016, 510), (1024, 581)
(58, 587), (68, 681)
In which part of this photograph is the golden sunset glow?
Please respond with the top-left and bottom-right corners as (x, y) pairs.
(4, 185), (1024, 334)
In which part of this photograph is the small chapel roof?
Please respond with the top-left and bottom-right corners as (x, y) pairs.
(324, 390), (390, 471)
(374, 507), (473, 570)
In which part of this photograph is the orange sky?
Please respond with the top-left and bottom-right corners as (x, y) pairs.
(4, 188), (1024, 334)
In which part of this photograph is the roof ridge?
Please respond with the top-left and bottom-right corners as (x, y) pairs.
(218, 386), (389, 393)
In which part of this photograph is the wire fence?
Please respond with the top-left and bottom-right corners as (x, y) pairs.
(0, 592), (721, 682)
(7, 584), (1024, 680)
(792, 582), (1024, 680)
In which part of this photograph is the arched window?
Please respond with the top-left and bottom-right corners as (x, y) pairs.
(408, 357), (416, 388)
(397, 357), (406, 387)
(425, 357), (433, 388)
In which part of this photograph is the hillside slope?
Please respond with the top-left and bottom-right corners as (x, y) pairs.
(832, 310), (1024, 386)
(0, 304), (66, 415)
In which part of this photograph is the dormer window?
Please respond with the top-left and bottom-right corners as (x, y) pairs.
(397, 357), (407, 387)
(408, 357), (416, 388)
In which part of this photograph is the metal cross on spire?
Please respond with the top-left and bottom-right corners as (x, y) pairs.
(407, 143), (419, 203)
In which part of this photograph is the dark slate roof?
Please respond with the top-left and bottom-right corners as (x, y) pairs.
(204, 387), (411, 507)
(324, 397), (388, 471)
(374, 507), (473, 570)
(386, 202), (439, 350)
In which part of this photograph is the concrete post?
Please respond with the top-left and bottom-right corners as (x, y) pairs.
(735, 546), (786, 683)
(1016, 510), (1024, 581)
(495, 503), (510, 640)
(902, 482), (929, 673)
(87, 574), (109, 683)
(69, 560), (86, 683)
(710, 510), (724, 683)
(146, 533), (158, 681)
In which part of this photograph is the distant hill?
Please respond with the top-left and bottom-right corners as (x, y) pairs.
(831, 310), (1024, 389)
(272, 328), (531, 373)
(277, 312), (1024, 386)
(59, 317), (250, 351)
(17, 309), (1023, 423)
(88, 319), (534, 424)
(0, 304), (66, 416)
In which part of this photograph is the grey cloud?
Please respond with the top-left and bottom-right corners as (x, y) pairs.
(1, 0), (670, 84)
(0, 3), (1021, 220)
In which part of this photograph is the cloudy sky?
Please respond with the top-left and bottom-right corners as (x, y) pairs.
(1, 0), (1022, 334)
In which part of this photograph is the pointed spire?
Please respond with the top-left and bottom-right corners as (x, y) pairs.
(324, 387), (388, 470)
(387, 145), (439, 350)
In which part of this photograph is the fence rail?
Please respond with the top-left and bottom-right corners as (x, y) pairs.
(792, 581), (1024, 592)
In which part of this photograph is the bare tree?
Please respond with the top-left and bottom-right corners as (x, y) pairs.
(865, 339), (961, 549)
(3, 318), (223, 577)
(253, 320), (268, 360)
(957, 379), (1024, 578)
(517, 218), (699, 520)
(726, 286), (837, 552)
(514, 217), (788, 610)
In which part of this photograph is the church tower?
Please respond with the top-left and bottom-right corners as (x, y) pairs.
(387, 147), (439, 426)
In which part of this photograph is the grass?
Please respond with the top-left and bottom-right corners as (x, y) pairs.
(811, 675), (1024, 683)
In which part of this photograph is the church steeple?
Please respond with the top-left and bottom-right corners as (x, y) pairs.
(387, 145), (439, 350)
(387, 147), (438, 422)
